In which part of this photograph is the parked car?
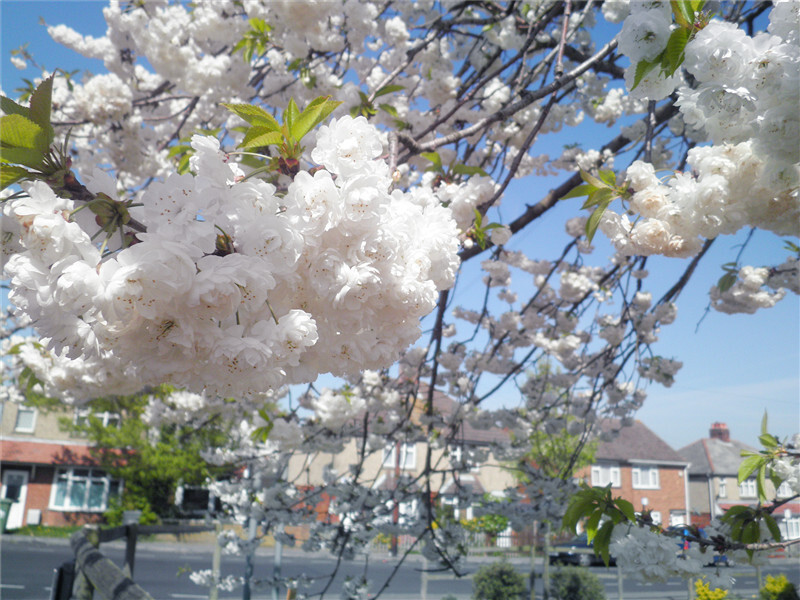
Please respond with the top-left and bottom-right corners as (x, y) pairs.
(664, 525), (734, 567)
(548, 533), (616, 567)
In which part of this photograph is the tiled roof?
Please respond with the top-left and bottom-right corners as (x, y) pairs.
(429, 391), (510, 445)
(678, 437), (756, 476)
(0, 439), (96, 465)
(594, 420), (688, 464)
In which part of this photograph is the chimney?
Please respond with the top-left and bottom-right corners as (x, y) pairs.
(709, 422), (730, 442)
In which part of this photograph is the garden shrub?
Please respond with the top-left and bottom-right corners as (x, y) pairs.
(471, 560), (526, 600)
(695, 579), (728, 600)
(549, 565), (607, 600)
(761, 574), (800, 600)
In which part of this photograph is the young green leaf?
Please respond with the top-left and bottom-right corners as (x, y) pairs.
(1, 113), (50, 152)
(738, 454), (764, 484)
(594, 520), (616, 566)
(421, 151), (443, 173)
(561, 183), (595, 200)
(0, 164), (33, 190)
(579, 169), (608, 189)
(374, 84), (405, 98)
(585, 203), (609, 243)
(240, 127), (283, 150)
(0, 95), (30, 118)
(290, 96), (341, 141)
(662, 28), (690, 76)
(221, 103), (281, 131)
(631, 58), (659, 91)
(582, 187), (615, 210)
(28, 74), (54, 133)
(764, 513), (782, 542)
(451, 163), (489, 177)
(284, 98), (300, 135)
(614, 498), (636, 523)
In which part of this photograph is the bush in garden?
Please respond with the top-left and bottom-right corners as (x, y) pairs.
(549, 566), (607, 600)
(695, 579), (728, 600)
(471, 560), (526, 600)
(760, 574), (800, 600)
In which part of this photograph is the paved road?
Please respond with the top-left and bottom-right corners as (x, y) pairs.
(2, 536), (798, 600)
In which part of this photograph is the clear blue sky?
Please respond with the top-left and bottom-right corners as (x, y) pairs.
(2, 1), (798, 451)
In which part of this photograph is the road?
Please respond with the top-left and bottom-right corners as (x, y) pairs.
(2, 536), (798, 600)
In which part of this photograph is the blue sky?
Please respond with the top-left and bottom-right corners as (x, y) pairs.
(1, 1), (797, 451)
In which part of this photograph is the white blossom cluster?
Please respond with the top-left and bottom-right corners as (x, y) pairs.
(3, 117), (459, 398)
(604, 4), (800, 259)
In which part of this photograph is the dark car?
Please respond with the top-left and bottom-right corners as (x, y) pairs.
(548, 532), (616, 567)
(664, 525), (734, 567)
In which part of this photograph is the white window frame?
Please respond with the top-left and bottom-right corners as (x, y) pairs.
(450, 446), (480, 472)
(14, 406), (36, 433)
(632, 465), (660, 490)
(739, 478), (757, 498)
(49, 467), (121, 512)
(777, 482), (792, 498)
(73, 408), (120, 428)
(383, 443), (416, 471)
(650, 511), (662, 525)
(591, 463), (621, 488)
(718, 478), (727, 498)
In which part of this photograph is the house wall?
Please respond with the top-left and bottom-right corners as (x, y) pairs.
(1, 403), (81, 441)
(578, 463), (688, 525)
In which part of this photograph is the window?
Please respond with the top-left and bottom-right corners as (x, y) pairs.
(450, 446), (480, 472)
(777, 482), (792, 498)
(50, 468), (121, 512)
(632, 466), (660, 489)
(383, 443), (416, 470)
(739, 478), (757, 498)
(591, 463), (621, 488)
(14, 406), (36, 433)
(650, 511), (662, 525)
(73, 408), (120, 428)
(783, 516), (800, 540)
(718, 478), (727, 498)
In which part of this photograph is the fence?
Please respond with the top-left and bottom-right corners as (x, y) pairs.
(51, 522), (219, 600)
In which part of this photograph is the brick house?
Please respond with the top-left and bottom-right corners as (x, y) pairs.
(0, 402), (120, 529)
(679, 422), (800, 538)
(577, 420), (691, 527)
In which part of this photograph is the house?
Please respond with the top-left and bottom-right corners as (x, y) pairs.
(679, 422), (800, 538)
(284, 389), (517, 540)
(0, 401), (120, 528)
(577, 419), (691, 528)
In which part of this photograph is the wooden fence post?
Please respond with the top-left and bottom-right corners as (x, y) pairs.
(123, 524), (139, 578)
(73, 525), (100, 600)
(209, 521), (222, 600)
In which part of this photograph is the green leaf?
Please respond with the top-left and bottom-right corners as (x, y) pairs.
(451, 163), (489, 177)
(374, 84), (405, 98)
(585, 203), (609, 243)
(614, 498), (636, 523)
(379, 103), (399, 118)
(598, 169), (617, 187)
(1, 96), (29, 118)
(283, 98), (300, 136)
(631, 58), (659, 91)
(758, 433), (778, 449)
(1, 113), (50, 153)
(0, 164), (34, 189)
(240, 128), (282, 150)
(738, 455), (763, 484)
(594, 520), (615, 566)
(290, 96), (341, 141)
(757, 464), (767, 502)
(742, 520), (760, 544)
(764, 514), (782, 542)
(579, 169), (607, 189)
(421, 151), (443, 173)
(582, 187), (615, 210)
(760, 411), (768, 436)
(561, 183), (594, 200)
(221, 103), (281, 131)
(662, 27), (690, 76)
(717, 272), (737, 292)
(584, 509), (602, 542)
(671, 0), (691, 27)
(29, 75), (54, 131)
(0, 146), (47, 170)
(562, 494), (595, 532)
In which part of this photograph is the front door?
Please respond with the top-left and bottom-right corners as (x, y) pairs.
(1, 470), (29, 529)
